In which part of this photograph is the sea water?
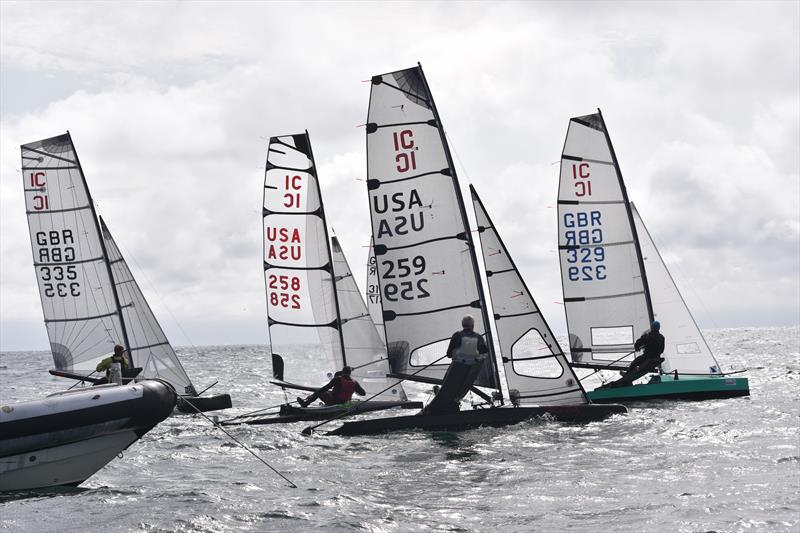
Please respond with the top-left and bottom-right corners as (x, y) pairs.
(0, 326), (798, 532)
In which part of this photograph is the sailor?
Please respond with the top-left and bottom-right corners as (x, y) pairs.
(95, 344), (129, 381)
(627, 320), (665, 374)
(446, 315), (489, 364)
(297, 365), (366, 407)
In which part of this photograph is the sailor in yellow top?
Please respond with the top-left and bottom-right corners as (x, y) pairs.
(96, 344), (130, 377)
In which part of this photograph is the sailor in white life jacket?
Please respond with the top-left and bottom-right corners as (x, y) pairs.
(446, 315), (489, 364)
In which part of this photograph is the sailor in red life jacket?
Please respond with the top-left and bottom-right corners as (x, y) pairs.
(296, 365), (366, 407)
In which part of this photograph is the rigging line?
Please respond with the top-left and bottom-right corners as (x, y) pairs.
(301, 354), (449, 436)
(577, 350), (636, 382)
(180, 399), (297, 488)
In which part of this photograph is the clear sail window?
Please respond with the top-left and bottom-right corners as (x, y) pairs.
(410, 339), (451, 367)
(510, 329), (564, 378)
(591, 326), (634, 346)
(676, 342), (702, 355)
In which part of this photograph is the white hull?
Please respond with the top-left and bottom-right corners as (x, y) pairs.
(0, 430), (139, 491)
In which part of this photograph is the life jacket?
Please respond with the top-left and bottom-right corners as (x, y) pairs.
(334, 376), (357, 402)
(453, 334), (480, 363)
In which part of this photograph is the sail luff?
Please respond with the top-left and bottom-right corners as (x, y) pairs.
(415, 65), (502, 392)
(597, 110), (655, 325)
(67, 132), (132, 363)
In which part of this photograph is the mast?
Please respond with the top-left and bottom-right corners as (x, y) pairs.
(416, 64), (502, 392)
(597, 110), (655, 325)
(305, 131), (347, 366)
(69, 131), (132, 362)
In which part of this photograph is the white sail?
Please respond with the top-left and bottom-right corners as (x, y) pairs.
(632, 204), (721, 375)
(557, 111), (653, 369)
(332, 236), (407, 400)
(21, 133), (126, 374)
(365, 239), (386, 345)
(263, 133), (344, 386)
(100, 217), (197, 394)
(365, 65), (499, 388)
(471, 186), (587, 405)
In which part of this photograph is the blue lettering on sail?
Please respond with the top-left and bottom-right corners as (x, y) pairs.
(564, 210), (607, 282)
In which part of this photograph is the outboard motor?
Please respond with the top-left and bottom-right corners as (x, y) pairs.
(109, 362), (123, 385)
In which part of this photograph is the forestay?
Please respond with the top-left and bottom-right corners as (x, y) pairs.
(557, 111), (653, 369)
(21, 133), (127, 374)
(100, 217), (197, 394)
(632, 204), (721, 375)
(332, 236), (407, 400)
(366, 65), (499, 388)
(263, 133), (343, 387)
(471, 186), (587, 405)
(365, 239), (386, 345)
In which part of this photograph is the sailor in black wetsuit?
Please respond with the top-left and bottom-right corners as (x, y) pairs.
(602, 321), (665, 389)
(628, 320), (665, 374)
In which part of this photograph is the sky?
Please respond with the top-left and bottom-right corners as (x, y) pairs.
(1, 1), (798, 352)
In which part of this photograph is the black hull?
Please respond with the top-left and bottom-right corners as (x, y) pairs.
(327, 404), (627, 436)
(220, 400), (423, 426)
(0, 380), (176, 491)
(176, 394), (233, 413)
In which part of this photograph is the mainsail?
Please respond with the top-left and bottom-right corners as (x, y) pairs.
(100, 217), (196, 394)
(264, 132), (407, 399)
(21, 133), (127, 374)
(263, 133), (342, 387)
(365, 65), (499, 388)
(471, 185), (587, 405)
(21, 133), (199, 393)
(557, 110), (653, 369)
(366, 239), (386, 345)
(632, 204), (721, 375)
(332, 236), (407, 399)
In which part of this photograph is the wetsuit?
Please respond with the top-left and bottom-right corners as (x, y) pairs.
(303, 374), (366, 406)
(423, 329), (489, 414)
(627, 330), (665, 373)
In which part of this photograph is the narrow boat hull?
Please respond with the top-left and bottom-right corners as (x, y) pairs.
(0, 380), (176, 491)
(587, 375), (750, 403)
(176, 394), (233, 413)
(220, 400), (423, 426)
(327, 403), (627, 436)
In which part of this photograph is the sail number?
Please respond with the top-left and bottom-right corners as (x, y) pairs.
(563, 210), (607, 281)
(381, 255), (430, 302)
(392, 130), (417, 173)
(367, 255), (381, 304)
(35, 230), (82, 297)
(29, 171), (50, 210)
(571, 163), (592, 197)
(267, 274), (301, 309)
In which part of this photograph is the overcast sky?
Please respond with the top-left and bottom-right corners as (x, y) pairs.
(1, 1), (798, 351)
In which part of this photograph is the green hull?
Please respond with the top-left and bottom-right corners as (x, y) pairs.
(587, 375), (750, 403)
